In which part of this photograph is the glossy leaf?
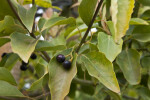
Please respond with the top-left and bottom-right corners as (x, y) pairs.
(48, 48), (77, 100)
(42, 17), (76, 31)
(97, 32), (123, 62)
(116, 49), (141, 85)
(132, 25), (150, 42)
(0, 38), (10, 47)
(0, 80), (24, 97)
(0, 67), (17, 86)
(80, 52), (120, 93)
(111, 0), (135, 42)
(10, 32), (38, 63)
(18, 5), (37, 32)
(79, 0), (98, 26)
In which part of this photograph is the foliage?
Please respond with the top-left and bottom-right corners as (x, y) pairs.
(0, 0), (150, 100)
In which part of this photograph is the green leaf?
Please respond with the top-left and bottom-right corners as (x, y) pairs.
(23, 0), (52, 8)
(111, 0), (135, 42)
(10, 32), (39, 63)
(97, 32), (123, 62)
(35, 63), (45, 78)
(48, 48), (77, 100)
(130, 18), (149, 25)
(0, 0), (16, 20)
(35, 34), (66, 51)
(148, 77), (150, 90)
(18, 5), (37, 32)
(0, 67), (17, 86)
(106, 21), (115, 37)
(66, 24), (88, 39)
(0, 80), (24, 97)
(132, 25), (150, 42)
(116, 49), (141, 85)
(42, 17), (76, 31)
(138, 0), (150, 6)
(104, 89), (122, 100)
(4, 54), (19, 70)
(80, 52), (120, 93)
(136, 86), (150, 100)
(141, 57), (150, 75)
(38, 18), (46, 31)
(0, 38), (10, 47)
(0, 16), (27, 37)
(28, 73), (48, 91)
(79, 0), (98, 26)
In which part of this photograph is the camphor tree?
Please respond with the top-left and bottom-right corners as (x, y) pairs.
(0, 0), (150, 100)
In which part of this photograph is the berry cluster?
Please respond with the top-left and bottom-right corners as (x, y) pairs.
(56, 54), (72, 70)
(20, 53), (37, 71)
(1, 53), (7, 58)
(20, 61), (28, 71)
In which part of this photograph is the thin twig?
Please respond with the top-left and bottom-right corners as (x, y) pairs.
(31, 0), (36, 38)
(76, 0), (104, 53)
(7, 0), (51, 62)
(34, 92), (50, 100)
(41, 51), (51, 62)
(32, 0), (35, 5)
(72, 78), (97, 86)
(7, 0), (30, 33)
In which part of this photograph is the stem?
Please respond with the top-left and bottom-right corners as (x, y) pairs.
(7, 0), (51, 62)
(72, 78), (97, 86)
(76, 0), (104, 53)
(34, 92), (50, 100)
(41, 51), (51, 62)
(31, 0), (36, 38)
(7, 0), (30, 33)
(32, 0), (35, 5)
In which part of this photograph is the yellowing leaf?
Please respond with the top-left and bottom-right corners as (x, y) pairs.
(80, 52), (120, 93)
(10, 32), (38, 63)
(111, 0), (135, 42)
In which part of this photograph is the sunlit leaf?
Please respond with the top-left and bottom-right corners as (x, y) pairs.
(97, 32), (123, 62)
(111, 0), (135, 42)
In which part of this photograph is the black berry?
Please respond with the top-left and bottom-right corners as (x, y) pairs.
(22, 61), (29, 66)
(56, 54), (65, 63)
(1, 53), (7, 58)
(63, 61), (72, 70)
(20, 65), (28, 71)
(30, 53), (37, 60)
